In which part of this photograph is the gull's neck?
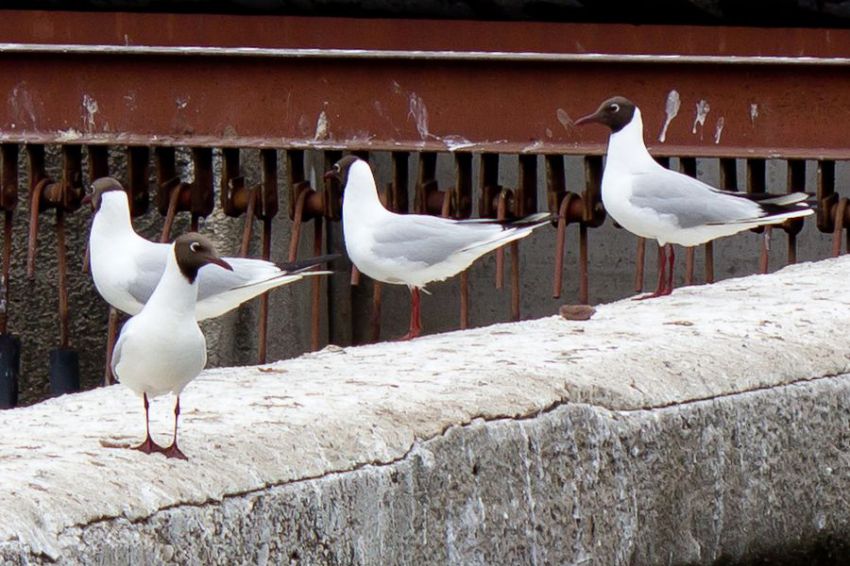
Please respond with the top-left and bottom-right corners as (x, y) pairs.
(144, 246), (199, 318)
(91, 191), (146, 244)
(606, 109), (659, 173)
(343, 161), (390, 219)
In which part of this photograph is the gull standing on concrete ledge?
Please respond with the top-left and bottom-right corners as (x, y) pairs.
(574, 96), (813, 298)
(88, 177), (333, 320)
(326, 156), (552, 339)
(112, 233), (231, 459)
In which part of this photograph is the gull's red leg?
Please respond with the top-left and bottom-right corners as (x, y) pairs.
(399, 287), (422, 340)
(662, 244), (675, 296)
(162, 396), (188, 460)
(634, 243), (667, 300)
(133, 393), (165, 454)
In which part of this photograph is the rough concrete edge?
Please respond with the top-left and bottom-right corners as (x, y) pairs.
(4, 371), (847, 564)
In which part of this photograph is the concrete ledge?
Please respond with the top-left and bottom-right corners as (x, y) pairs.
(2, 257), (850, 564)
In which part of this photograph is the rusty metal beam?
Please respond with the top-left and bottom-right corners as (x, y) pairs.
(0, 11), (847, 158)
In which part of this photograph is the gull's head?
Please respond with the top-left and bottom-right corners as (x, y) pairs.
(324, 155), (362, 190)
(174, 232), (233, 284)
(574, 96), (637, 133)
(86, 176), (126, 212)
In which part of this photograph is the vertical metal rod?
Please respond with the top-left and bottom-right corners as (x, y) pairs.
(0, 210), (12, 335)
(786, 159), (806, 265)
(510, 240), (520, 321)
(495, 191), (508, 290)
(311, 216), (323, 351)
(833, 198), (847, 257)
(56, 208), (69, 349)
(553, 197), (569, 298)
(459, 272), (469, 330)
(704, 242), (715, 284)
(455, 153), (471, 328)
(238, 189), (257, 257)
(679, 157), (698, 285)
(579, 224), (588, 304)
(684, 247), (695, 285)
(258, 217), (272, 364)
(104, 308), (118, 386)
(787, 233), (797, 265)
(370, 282), (382, 342)
(816, 160), (836, 234)
(160, 185), (182, 243)
(760, 227), (771, 272)
(288, 190), (309, 262)
(746, 158), (770, 274)
(257, 148), (277, 365)
(26, 146), (47, 279)
(634, 238), (646, 292)
(710, 157), (738, 284)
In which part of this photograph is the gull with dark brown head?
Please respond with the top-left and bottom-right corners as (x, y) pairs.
(326, 156), (552, 339)
(87, 177), (333, 319)
(574, 96), (813, 298)
(111, 233), (231, 460)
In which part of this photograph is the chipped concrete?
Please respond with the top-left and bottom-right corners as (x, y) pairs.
(2, 256), (850, 564)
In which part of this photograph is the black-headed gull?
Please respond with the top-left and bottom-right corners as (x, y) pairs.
(575, 96), (813, 298)
(112, 233), (231, 459)
(88, 177), (332, 319)
(325, 156), (552, 339)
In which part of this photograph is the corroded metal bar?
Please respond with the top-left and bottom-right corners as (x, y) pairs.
(679, 157), (698, 285)
(1, 12), (850, 159)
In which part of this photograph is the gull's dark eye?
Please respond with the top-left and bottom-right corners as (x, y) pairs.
(610, 103), (620, 113)
(190, 241), (201, 253)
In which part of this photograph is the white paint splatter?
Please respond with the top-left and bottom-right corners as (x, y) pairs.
(9, 82), (36, 128)
(408, 93), (430, 140)
(297, 115), (311, 135)
(556, 108), (571, 130)
(522, 140), (545, 153)
(714, 116), (725, 144)
(175, 97), (189, 110)
(545, 128), (553, 139)
(442, 135), (474, 151)
(56, 128), (83, 142)
(314, 110), (330, 140)
(82, 94), (98, 131)
(123, 91), (137, 111)
(750, 103), (759, 125)
(658, 89), (681, 143)
(692, 99), (710, 136)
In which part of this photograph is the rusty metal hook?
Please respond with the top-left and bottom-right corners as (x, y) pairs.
(552, 192), (583, 299)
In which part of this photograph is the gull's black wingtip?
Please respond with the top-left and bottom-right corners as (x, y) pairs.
(278, 253), (342, 274)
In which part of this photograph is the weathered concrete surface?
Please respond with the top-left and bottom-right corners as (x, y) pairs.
(2, 256), (850, 564)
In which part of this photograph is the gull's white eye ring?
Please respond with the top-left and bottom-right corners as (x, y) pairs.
(190, 241), (201, 253)
(610, 103), (620, 113)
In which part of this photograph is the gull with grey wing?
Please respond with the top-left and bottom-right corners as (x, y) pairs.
(87, 177), (334, 320)
(326, 156), (552, 339)
(574, 96), (813, 298)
